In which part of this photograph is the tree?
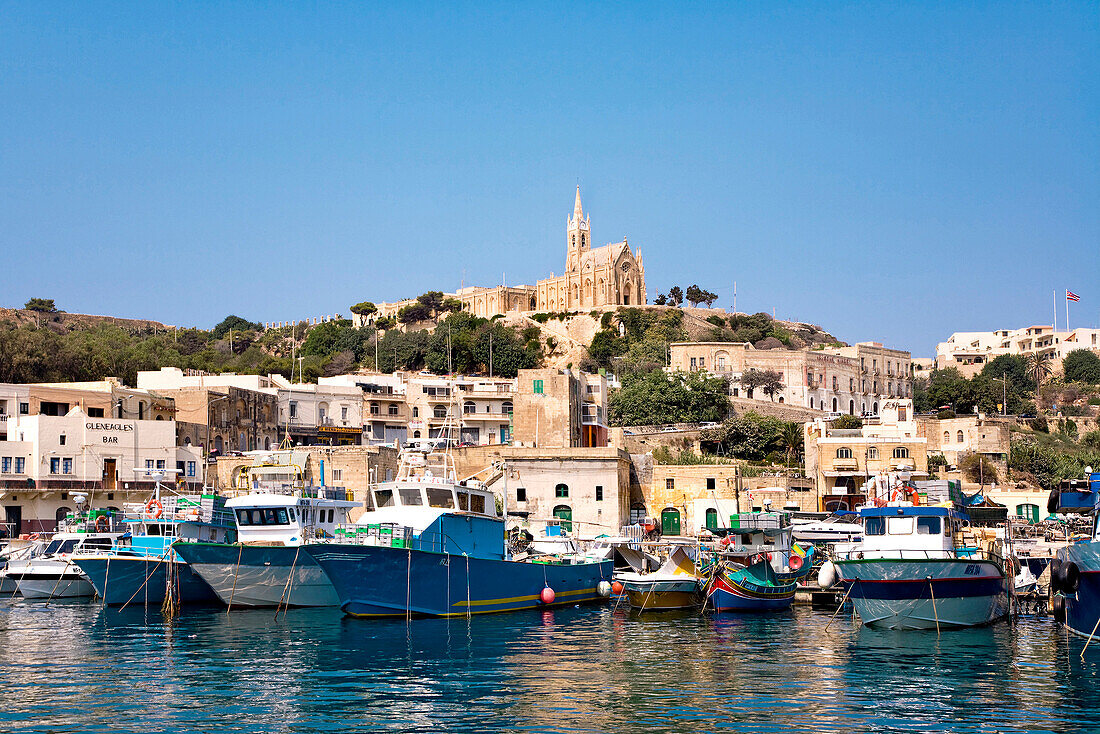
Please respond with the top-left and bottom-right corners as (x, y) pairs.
(667, 286), (684, 307)
(685, 285), (718, 308)
(924, 368), (977, 414)
(654, 293), (668, 306)
(212, 315), (262, 339)
(1025, 353), (1054, 388)
(959, 452), (999, 485)
(741, 368), (784, 401)
(777, 421), (804, 466)
(398, 302), (432, 324)
(441, 298), (465, 314)
(417, 291), (446, 317)
(349, 301), (377, 317)
(374, 316), (396, 330)
(24, 298), (57, 312)
(1064, 349), (1100, 384)
(609, 370), (730, 426)
(833, 415), (863, 429)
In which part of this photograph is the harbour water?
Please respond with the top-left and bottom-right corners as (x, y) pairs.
(2, 601), (1098, 733)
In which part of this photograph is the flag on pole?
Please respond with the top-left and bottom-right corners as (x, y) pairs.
(1067, 290), (1081, 302)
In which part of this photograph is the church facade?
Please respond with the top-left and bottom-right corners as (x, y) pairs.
(361, 187), (648, 325)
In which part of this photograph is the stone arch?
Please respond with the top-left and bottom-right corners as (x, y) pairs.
(584, 278), (592, 305)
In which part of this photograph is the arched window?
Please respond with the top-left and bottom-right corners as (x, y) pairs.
(412, 407), (419, 418)
(571, 234), (576, 246)
(868, 447), (879, 459)
(832, 397), (838, 412)
(630, 503), (647, 523)
(55, 507), (72, 526)
(555, 483), (569, 498)
(502, 401), (513, 415)
(370, 401), (380, 415)
(893, 447), (910, 459)
(836, 447), (853, 459)
(413, 431), (421, 438)
(944, 431), (950, 441)
(463, 401), (476, 414)
(184, 437), (192, 446)
(264, 437), (271, 450)
(214, 436), (224, 453)
(873, 402), (879, 414)
(957, 431), (964, 443)
(809, 398), (814, 409)
(849, 400), (855, 415)
(433, 405), (447, 419)
(778, 397), (784, 403)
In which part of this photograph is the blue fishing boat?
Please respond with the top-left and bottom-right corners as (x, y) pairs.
(301, 441), (613, 618)
(704, 511), (813, 611)
(73, 474), (236, 607)
(1047, 470), (1100, 639)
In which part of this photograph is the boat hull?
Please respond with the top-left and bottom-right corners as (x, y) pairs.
(17, 573), (95, 599)
(620, 579), (699, 610)
(707, 568), (797, 612)
(836, 558), (1010, 630)
(303, 543), (613, 618)
(1058, 541), (1100, 639)
(74, 556), (219, 606)
(172, 542), (338, 608)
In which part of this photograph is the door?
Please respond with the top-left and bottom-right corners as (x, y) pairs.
(4, 505), (21, 537)
(553, 505), (572, 533)
(103, 459), (117, 490)
(661, 508), (681, 536)
(705, 508), (719, 531)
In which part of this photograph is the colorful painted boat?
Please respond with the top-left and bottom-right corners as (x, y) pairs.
(617, 546), (701, 610)
(1047, 472), (1100, 638)
(704, 511), (813, 612)
(827, 503), (1010, 630)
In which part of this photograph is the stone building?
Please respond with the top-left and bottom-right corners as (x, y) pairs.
(804, 399), (929, 512)
(159, 386), (280, 456)
(918, 415), (1010, 474)
(512, 368), (608, 448)
(669, 340), (911, 417)
(404, 375), (516, 445)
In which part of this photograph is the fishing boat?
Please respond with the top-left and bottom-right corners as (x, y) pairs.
(8, 500), (126, 599)
(823, 502), (1011, 630)
(704, 510), (814, 611)
(617, 545), (702, 610)
(1046, 470), (1100, 639)
(73, 472), (236, 607)
(173, 449), (360, 608)
(0, 538), (48, 594)
(300, 440), (613, 618)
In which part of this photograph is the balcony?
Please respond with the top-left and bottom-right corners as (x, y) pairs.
(461, 411), (513, 422)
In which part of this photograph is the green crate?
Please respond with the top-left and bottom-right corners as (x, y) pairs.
(368, 523), (381, 531)
(729, 515), (741, 529)
(391, 538), (406, 548)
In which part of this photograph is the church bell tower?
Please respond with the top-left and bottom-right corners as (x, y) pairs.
(566, 186), (589, 274)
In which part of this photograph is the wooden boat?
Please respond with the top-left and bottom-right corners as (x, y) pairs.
(704, 511), (814, 612)
(616, 546), (701, 611)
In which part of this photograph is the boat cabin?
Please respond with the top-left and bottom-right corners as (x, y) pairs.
(228, 492), (359, 545)
(722, 512), (795, 556)
(837, 504), (968, 559)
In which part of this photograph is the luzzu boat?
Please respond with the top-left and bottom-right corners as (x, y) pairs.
(301, 441), (613, 618)
(823, 502), (1010, 630)
(73, 477), (236, 607)
(704, 511), (813, 612)
(1047, 470), (1100, 638)
(617, 545), (702, 610)
(173, 449), (360, 608)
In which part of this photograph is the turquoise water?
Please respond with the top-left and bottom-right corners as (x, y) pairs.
(1, 601), (1098, 733)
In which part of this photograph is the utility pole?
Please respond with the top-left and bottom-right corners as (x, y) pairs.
(1002, 371), (1007, 416)
(733, 281), (737, 314)
(489, 332), (493, 377)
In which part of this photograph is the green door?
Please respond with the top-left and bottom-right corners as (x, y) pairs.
(553, 505), (572, 533)
(661, 508), (681, 536)
(705, 508), (719, 531)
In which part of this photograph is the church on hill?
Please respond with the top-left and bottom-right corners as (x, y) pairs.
(456, 187), (648, 318)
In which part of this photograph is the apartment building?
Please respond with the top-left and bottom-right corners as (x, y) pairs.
(512, 368), (609, 448)
(936, 326), (1100, 377)
(669, 341), (911, 416)
(320, 373), (409, 445)
(405, 375), (516, 445)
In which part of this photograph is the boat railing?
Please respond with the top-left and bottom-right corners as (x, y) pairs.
(834, 547), (1005, 564)
(334, 523), (480, 556)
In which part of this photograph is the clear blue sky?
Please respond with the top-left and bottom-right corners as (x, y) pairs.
(2, 3), (1097, 356)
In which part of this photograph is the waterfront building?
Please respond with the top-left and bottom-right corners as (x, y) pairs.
(918, 415), (1010, 474)
(512, 368), (609, 448)
(404, 374), (516, 445)
(669, 341), (912, 416)
(935, 325), (1100, 377)
(320, 373), (410, 446)
(0, 407), (202, 534)
(803, 399), (929, 511)
(0, 380), (175, 426)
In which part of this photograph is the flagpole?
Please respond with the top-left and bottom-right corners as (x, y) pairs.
(1066, 291), (1070, 333)
(1053, 289), (1058, 332)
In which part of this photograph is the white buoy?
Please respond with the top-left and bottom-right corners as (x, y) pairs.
(597, 580), (612, 598)
(817, 560), (838, 588)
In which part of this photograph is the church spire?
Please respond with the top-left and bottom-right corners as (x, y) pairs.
(573, 185), (583, 222)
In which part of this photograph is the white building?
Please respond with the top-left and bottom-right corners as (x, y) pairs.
(936, 326), (1100, 377)
(0, 407), (202, 535)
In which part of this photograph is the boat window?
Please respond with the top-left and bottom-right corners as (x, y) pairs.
(426, 487), (455, 508)
(83, 539), (112, 550)
(327, 509), (334, 523)
(864, 517), (886, 535)
(45, 540), (65, 554)
(457, 492), (469, 510)
(470, 493), (486, 514)
(887, 517), (914, 535)
(375, 490), (395, 508)
(249, 509), (263, 525)
(236, 509), (252, 526)
(916, 517), (941, 535)
(398, 488), (424, 506)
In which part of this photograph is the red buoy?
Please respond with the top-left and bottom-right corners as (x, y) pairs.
(611, 580), (624, 596)
(540, 587), (556, 605)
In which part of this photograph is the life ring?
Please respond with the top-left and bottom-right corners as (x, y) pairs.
(95, 515), (109, 532)
(145, 498), (163, 519)
(789, 553), (804, 571)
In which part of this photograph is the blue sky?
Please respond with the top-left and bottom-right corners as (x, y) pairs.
(1, 3), (1096, 356)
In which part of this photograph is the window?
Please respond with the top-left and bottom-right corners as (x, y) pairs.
(388, 404), (399, 416)
(426, 487), (455, 508)
(398, 488), (424, 506)
(374, 489), (395, 508)
(187, 461), (196, 478)
(156, 460), (166, 470)
(836, 447), (853, 459)
(555, 483), (569, 498)
(595, 485), (603, 501)
(59, 434), (66, 446)
(457, 491), (469, 510)
(50, 457), (61, 474)
(14, 458), (24, 474)
(916, 517), (941, 535)
(146, 459), (155, 470)
(892, 447), (910, 459)
(18, 402), (29, 415)
(666, 478), (674, 490)
(887, 517), (914, 535)
(369, 402), (380, 415)
(868, 447), (878, 459)
(1, 457), (10, 474)
(865, 517), (886, 535)
(469, 494), (485, 514)
(533, 379), (544, 394)
(433, 405), (447, 419)
(690, 357), (697, 369)
(87, 407), (104, 417)
(412, 407), (419, 418)
(236, 508), (252, 526)
(331, 469), (343, 481)
(62, 458), (72, 474)
(463, 401), (476, 414)
(289, 401), (298, 419)
(502, 401), (513, 415)
(341, 407), (348, 421)
(944, 431), (950, 441)
(516, 486), (527, 502)
(706, 477), (716, 490)
(630, 503), (647, 523)
(957, 431), (964, 443)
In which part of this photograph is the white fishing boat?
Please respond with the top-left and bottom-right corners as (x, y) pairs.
(0, 539), (48, 594)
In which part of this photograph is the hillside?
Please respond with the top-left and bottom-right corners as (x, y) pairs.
(0, 306), (172, 335)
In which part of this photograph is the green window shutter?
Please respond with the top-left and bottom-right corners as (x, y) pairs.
(533, 379), (543, 394)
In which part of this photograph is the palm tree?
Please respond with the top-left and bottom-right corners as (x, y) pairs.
(778, 422), (804, 468)
(1026, 354), (1053, 388)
